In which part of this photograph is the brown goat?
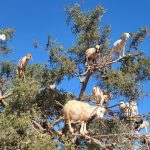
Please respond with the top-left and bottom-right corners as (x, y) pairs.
(18, 53), (32, 79)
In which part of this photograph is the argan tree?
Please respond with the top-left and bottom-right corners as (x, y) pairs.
(0, 3), (150, 150)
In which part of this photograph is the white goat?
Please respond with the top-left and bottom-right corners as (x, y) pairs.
(63, 100), (106, 135)
(0, 34), (6, 41)
(49, 83), (56, 90)
(85, 45), (100, 66)
(119, 101), (138, 118)
(129, 101), (138, 117)
(119, 101), (130, 117)
(137, 121), (150, 133)
(92, 86), (112, 106)
(113, 33), (130, 58)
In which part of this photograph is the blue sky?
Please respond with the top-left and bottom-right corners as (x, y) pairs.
(0, 0), (150, 114)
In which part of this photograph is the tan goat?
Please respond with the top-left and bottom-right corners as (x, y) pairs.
(119, 101), (130, 117)
(85, 45), (100, 66)
(63, 100), (106, 135)
(18, 53), (32, 79)
(92, 86), (112, 106)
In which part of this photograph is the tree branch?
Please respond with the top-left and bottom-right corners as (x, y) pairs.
(31, 119), (46, 132)
(98, 52), (144, 70)
(79, 71), (92, 99)
(50, 116), (64, 129)
(0, 91), (12, 106)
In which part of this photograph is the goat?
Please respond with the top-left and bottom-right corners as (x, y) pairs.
(85, 45), (100, 66)
(119, 101), (138, 119)
(92, 86), (112, 106)
(129, 101), (138, 117)
(119, 101), (130, 117)
(136, 121), (150, 133)
(63, 100), (106, 135)
(113, 33), (130, 58)
(49, 83), (56, 90)
(17, 53), (32, 79)
(0, 34), (6, 41)
(143, 135), (150, 147)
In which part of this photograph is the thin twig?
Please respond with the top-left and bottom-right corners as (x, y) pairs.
(55, 100), (64, 108)
(50, 116), (64, 129)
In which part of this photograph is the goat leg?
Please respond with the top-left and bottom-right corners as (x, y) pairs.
(68, 120), (74, 134)
(80, 121), (85, 135)
(83, 122), (88, 135)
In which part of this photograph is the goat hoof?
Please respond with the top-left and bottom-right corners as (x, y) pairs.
(69, 128), (74, 134)
(84, 130), (89, 135)
(80, 131), (85, 136)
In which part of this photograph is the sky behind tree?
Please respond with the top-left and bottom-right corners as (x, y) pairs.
(0, 0), (149, 114)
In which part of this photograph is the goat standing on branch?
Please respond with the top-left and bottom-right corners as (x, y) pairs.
(119, 101), (130, 117)
(136, 121), (150, 133)
(49, 83), (56, 90)
(63, 100), (106, 135)
(113, 33), (130, 58)
(130, 101), (138, 118)
(92, 86), (112, 106)
(85, 45), (100, 66)
(17, 53), (32, 79)
(0, 34), (6, 41)
(119, 101), (138, 118)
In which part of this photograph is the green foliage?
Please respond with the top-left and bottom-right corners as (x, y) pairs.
(0, 113), (56, 149)
(1, 61), (14, 78)
(129, 27), (150, 51)
(9, 78), (40, 114)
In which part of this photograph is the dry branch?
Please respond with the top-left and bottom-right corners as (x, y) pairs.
(71, 132), (116, 149)
(79, 71), (92, 99)
(31, 119), (46, 132)
(50, 116), (64, 129)
(55, 100), (64, 108)
(0, 91), (12, 106)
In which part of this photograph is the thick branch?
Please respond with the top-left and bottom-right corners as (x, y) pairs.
(0, 92), (12, 100)
(55, 100), (64, 108)
(98, 52), (144, 70)
(0, 91), (12, 106)
(72, 133), (114, 149)
(50, 116), (64, 129)
(79, 71), (92, 99)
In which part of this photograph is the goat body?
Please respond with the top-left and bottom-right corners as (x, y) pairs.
(49, 83), (56, 90)
(137, 121), (150, 133)
(119, 101), (138, 118)
(130, 101), (138, 117)
(0, 34), (6, 41)
(92, 86), (111, 106)
(18, 53), (32, 79)
(119, 101), (130, 117)
(63, 100), (106, 135)
(113, 33), (130, 58)
(85, 45), (100, 66)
